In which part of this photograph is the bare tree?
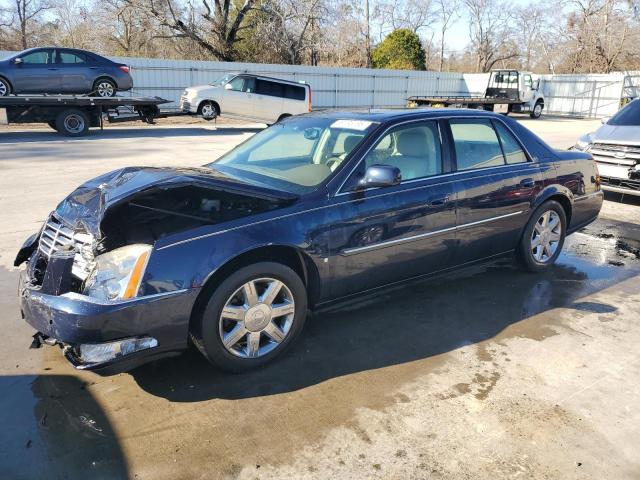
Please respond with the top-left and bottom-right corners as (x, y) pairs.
(4, 0), (51, 49)
(122, 0), (255, 61)
(375, 0), (435, 35)
(464, 0), (519, 72)
(434, 0), (459, 71)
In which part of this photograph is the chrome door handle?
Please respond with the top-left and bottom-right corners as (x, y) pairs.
(429, 195), (450, 206)
(520, 178), (535, 188)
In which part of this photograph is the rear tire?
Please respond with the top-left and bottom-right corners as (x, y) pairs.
(92, 78), (117, 97)
(55, 109), (90, 137)
(0, 77), (10, 96)
(198, 262), (307, 372)
(516, 200), (567, 272)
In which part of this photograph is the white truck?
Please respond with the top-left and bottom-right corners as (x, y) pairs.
(408, 69), (545, 119)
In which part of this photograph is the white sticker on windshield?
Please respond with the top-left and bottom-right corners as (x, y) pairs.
(330, 119), (375, 131)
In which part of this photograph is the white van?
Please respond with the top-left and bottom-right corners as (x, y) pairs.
(180, 73), (312, 124)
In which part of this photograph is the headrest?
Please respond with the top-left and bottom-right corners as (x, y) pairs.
(396, 130), (429, 157)
(343, 135), (362, 153)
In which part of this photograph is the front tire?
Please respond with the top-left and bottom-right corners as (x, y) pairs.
(530, 101), (543, 119)
(517, 200), (567, 272)
(0, 77), (10, 96)
(55, 109), (90, 137)
(198, 101), (218, 121)
(198, 262), (307, 372)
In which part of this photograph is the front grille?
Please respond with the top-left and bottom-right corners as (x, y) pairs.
(590, 143), (640, 166)
(39, 215), (94, 279)
(600, 175), (640, 191)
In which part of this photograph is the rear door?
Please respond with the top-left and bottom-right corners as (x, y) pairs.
(12, 49), (59, 93)
(447, 117), (542, 265)
(281, 83), (308, 116)
(254, 79), (284, 122)
(327, 120), (457, 297)
(57, 50), (93, 92)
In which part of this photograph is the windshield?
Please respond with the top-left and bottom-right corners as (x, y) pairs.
(210, 73), (236, 87)
(207, 117), (378, 193)
(608, 99), (640, 126)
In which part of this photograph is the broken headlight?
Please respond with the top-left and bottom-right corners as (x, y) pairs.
(574, 133), (593, 151)
(83, 244), (151, 302)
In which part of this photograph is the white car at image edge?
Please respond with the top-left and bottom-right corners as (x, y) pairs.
(180, 73), (312, 125)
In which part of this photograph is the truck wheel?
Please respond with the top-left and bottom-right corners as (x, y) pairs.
(197, 262), (307, 372)
(55, 109), (90, 137)
(530, 101), (543, 119)
(0, 77), (10, 96)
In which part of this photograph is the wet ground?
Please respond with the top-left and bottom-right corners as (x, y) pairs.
(0, 118), (639, 479)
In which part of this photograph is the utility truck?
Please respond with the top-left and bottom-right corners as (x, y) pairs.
(408, 70), (545, 119)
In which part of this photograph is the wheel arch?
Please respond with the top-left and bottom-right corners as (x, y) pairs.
(189, 244), (321, 335)
(93, 75), (117, 89)
(0, 74), (13, 92)
(197, 99), (221, 115)
(521, 187), (573, 243)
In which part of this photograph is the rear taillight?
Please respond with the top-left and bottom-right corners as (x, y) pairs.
(119, 65), (130, 74)
(308, 88), (312, 112)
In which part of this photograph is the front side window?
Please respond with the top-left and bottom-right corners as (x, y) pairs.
(524, 75), (533, 88)
(208, 117), (377, 192)
(450, 119), (505, 170)
(21, 50), (52, 64)
(361, 122), (442, 182)
(227, 76), (245, 91)
(59, 51), (86, 64)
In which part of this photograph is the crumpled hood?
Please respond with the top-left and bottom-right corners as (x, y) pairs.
(592, 124), (640, 146)
(54, 166), (295, 237)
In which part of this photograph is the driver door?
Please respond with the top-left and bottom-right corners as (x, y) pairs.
(521, 74), (535, 103)
(326, 120), (457, 298)
(222, 75), (255, 118)
(12, 49), (60, 93)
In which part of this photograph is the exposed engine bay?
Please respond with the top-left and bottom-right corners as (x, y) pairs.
(100, 185), (285, 251)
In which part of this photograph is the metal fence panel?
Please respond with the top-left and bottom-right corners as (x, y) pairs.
(0, 50), (635, 117)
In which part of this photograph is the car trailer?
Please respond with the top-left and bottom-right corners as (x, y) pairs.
(0, 95), (177, 137)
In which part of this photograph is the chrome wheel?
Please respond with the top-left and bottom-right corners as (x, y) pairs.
(63, 114), (86, 134)
(0, 80), (8, 96)
(218, 277), (295, 359)
(96, 81), (115, 97)
(531, 210), (561, 262)
(201, 103), (216, 119)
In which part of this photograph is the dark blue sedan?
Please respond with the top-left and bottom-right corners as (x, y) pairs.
(0, 47), (133, 97)
(16, 109), (603, 373)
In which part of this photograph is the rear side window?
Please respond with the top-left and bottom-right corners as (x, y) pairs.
(494, 122), (528, 164)
(284, 84), (306, 100)
(59, 51), (87, 64)
(450, 119), (504, 170)
(257, 80), (284, 98)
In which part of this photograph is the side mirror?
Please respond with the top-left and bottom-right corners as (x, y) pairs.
(224, 83), (233, 90)
(13, 57), (23, 65)
(357, 165), (401, 189)
(601, 116), (610, 124)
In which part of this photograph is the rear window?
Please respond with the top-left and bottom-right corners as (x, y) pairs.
(256, 80), (284, 98)
(284, 84), (306, 100)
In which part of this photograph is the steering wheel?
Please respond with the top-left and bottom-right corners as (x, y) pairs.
(325, 156), (343, 171)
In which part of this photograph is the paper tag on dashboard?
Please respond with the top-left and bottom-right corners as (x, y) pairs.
(330, 119), (375, 131)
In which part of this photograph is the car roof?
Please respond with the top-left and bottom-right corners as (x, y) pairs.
(300, 108), (505, 122)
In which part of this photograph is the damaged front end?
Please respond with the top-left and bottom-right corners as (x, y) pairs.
(17, 166), (294, 373)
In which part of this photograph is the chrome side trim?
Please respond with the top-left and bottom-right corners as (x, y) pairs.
(574, 191), (604, 202)
(340, 210), (524, 256)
